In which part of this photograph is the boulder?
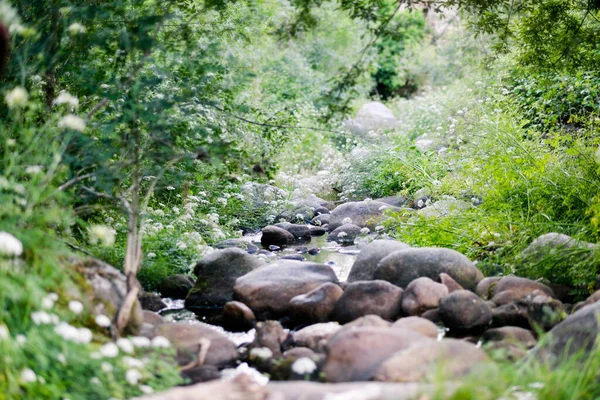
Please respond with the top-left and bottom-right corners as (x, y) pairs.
(481, 327), (537, 348)
(343, 314), (392, 330)
(375, 248), (482, 290)
(439, 290), (493, 332)
(185, 248), (263, 311)
(486, 276), (555, 301)
(347, 240), (410, 282)
(274, 223), (312, 240)
(153, 322), (239, 367)
(143, 310), (165, 326)
(74, 258), (143, 335)
(439, 273), (464, 293)
(392, 316), (438, 338)
(309, 226), (326, 236)
(180, 365), (221, 385)
(223, 301), (256, 332)
(521, 232), (596, 262)
(492, 302), (530, 329)
(293, 322), (342, 352)
(527, 295), (565, 331)
(310, 214), (331, 227)
(290, 189), (334, 210)
(375, 196), (409, 208)
(323, 327), (427, 382)
(214, 239), (259, 254)
(289, 283), (344, 324)
(252, 320), (287, 358)
(159, 274), (195, 299)
(373, 339), (488, 382)
(327, 224), (362, 244)
(233, 261), (339, 319)
(138, 292), (167, 312)
(328, 201), (393, 231)
(345, 101), (398, 135)
(332, 280), (403, 323)
(476, 277), (502, 298)
(401, 277), (448, 316)
(261, 225), (296, 247)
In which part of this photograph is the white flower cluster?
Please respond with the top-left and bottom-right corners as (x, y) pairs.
(5, 87), (28, 109)
(0, 231), (23, 257)
(58, 114), (86, 132)
(67, 22), (86, 35)
(88, 225), (116, 247)
(53, 91), (79, 110)
(54, 322), (92, 344)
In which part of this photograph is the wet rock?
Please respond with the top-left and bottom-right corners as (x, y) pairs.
(252, 320), (288, 358)
(481, 327), (537, 348)
(401, 277), (448, 316)
(440, 273), (464, 293)
(214, 238), (259, 254)
(310, 214), (331, 227)
(314, 206), (330, 215)
(159, 274), (195, 300)
(153, 322), (239, 367)
(281, 254), (305, 261)
(527, 295), (565, 331)
(343, 314), (392, 330)
(143, 310), (165, 326)
(375, 248), (483, 290)
(332, 280), (403, 323)
(323, 327), (426, 382)
(275, 222), (312, 240)
(347, 240), (410, 282)
(293, 322), (341, 352)
(328, 200), (392, 231)
(392, 316), (438, 338)
(308, 247), (320, 255)
(308, 226), (326, 236)
(185, 248), (263, 311)
(233, 260), (339, 319)
(328, 223), (362, 244)
(180, 365), (221, 384)
(289, 283), (343, 324)
(74, 257), (143, 335)
(223, 301), (256, 332)
(439, 290), (493, 333)
(261, 225), (296, 247)
(139, 292), (167, 312)
(373, 339), (488, 382)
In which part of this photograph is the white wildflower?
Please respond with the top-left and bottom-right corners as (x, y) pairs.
(153, 209), (165, 217)
(140, 385), (154, 394)
(147, 252), (156, 259)
(176, 241), (187, 250)
(151, 336), (170, 348)
(291, 357), (317, 375)
(16, 334), (26, 344)
(295, 213), (304, 221)
(122, 356), (144, 368)
(166, 186), (175, 191)
(25, 165), (43, 175)
(0, 324), (8, 340)
(67, 22), (86, 35)
(99, 342), (119, 358)
(53, 91), (79, 109)
(68, 300), (84, 315)
(360, 227), (370, 235)
(90, 377), (101, 385)
(95, 314), (111, 328)
(117, 338), (134, 354)
(375, 226), (384, 232)
(77, 328), (92, 344)
(58, 114), (86, 132)
(101, 362), (113, 373)
(5, 87), (29, 109)
(20, 368), (37, 383)
(337, 232), (347, 238)
(31, 311), (54, 325)
(126, 368), (143, 385)
(130, 336), (151, 348)
(342, 217), (352, 225)
(41, 295), (55, 309)
(172, 206), (180, 214)
(6, 138), (15, 147)
(88, 225), (116, 247)
(57, 353), (66, 364)
(0, 231), (23, 257)
(249, 347), (273, 360)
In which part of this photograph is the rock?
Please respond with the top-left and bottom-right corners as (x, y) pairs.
(347, 240), (410, 282)
(332, 280), (403, 323)
(375, 196), (409, 207)
(233, 261), (339, 319)
(375, 248), (483, 290)
(293, 322), (342, 352)
(392, 317), (438, 338)
(345, 101), (398, 135)
(327, 224), (362, 244)
(185, 248), (263, 311)
(439, 273), (464, 293)
(261, 225), (296, 247)
(314, 206), (330, 215)
(476, 277), (502, 298)
(527, 295), (565, 331)
(223, 301), (256, 331)
(281, 255), (305, 261)
(159, 274), (195, 299)
(283, 347), (316, 360)
(328, 200), (393, 231)
(138, 292), (167, 312)
(274, 223), (312, 240)
(323, 327), (427, 382)
(180, 365), (221, 384)
(401, 277), (448, 316)
(74, 257), (143, 335)
(343, 315), (392, 330)
(214, 239), (259, 254)
(492, 302), (530, 329)
(289, 283), (343, 324)
(484, 341), (529, 361)
(290, 189), (334, 210)
(143, 310), (165, 326)
(481, 327), (537, 348)
(487, 276), (555, 301)
(153, 322), (239, 367)
(417, 199), (472, 218)
(309, 226), (326, 236)
(373, 339), (488, 382)
(310, 214), (331, 227)
(533, 301), (600, 363)
(420, 308), (440, 323)
(439, 290), (493, 332)
(252, 320), (287, 358)
(521, 232), (596, 262)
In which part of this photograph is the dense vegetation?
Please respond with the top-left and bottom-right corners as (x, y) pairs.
(1, 0), (600, 398)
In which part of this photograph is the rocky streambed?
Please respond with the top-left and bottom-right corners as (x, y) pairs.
(130, 198), (600, 400)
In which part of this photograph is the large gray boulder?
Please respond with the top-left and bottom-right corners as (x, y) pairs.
(347, 240), (410, 282)
(439, 290), (493, 332)
(289, 283), (344, 324)
(332, 280), (403, 323)
(328, 200), (394, 231)
(233, 260), (339, 319)
(159, 274), (195, 299)
(185, 248), (263, 311)
(327, 223), (362, 244)
(261, 225), (296, 247)
(374, 248), (483, 290)
(274, 222), (312, 240)
(401, 277), (448, 316)
(345, 102), (398, 135)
